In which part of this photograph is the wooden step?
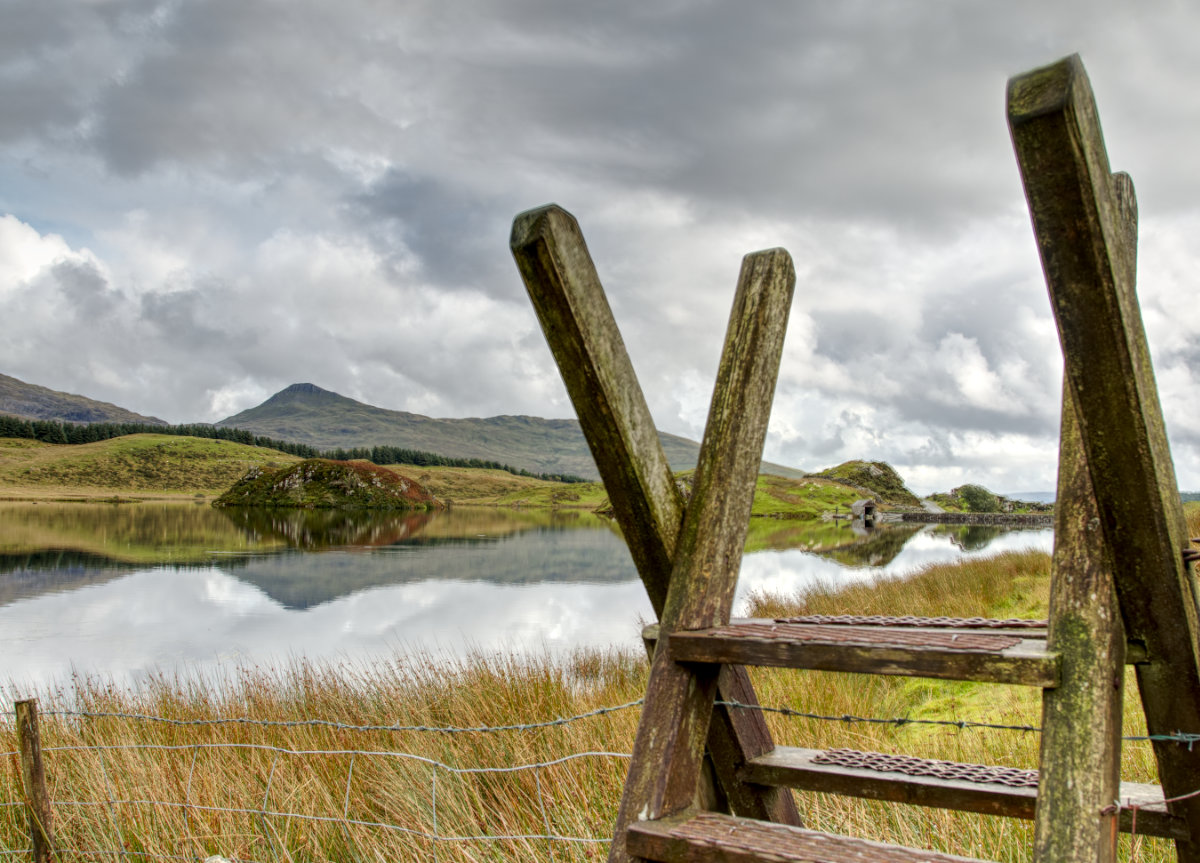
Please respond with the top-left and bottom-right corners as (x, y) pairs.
(741, 747), (1186, 840)
(627, 810), (995, 863)
(664, 620), (1061, 687)
(646, 618), (1149, 663)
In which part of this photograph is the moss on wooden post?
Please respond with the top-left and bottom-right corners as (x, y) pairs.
(511, 206), (801, 832)
(1010, 54), (1200, 859)
(604, 248), (795, 863)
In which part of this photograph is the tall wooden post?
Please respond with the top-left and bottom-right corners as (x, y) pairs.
(1010, 54), (1200, 861)
(16, 699), (54, 863)
(601, 248), (795, 863)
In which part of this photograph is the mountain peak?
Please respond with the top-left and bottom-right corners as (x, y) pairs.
(277, 382), (336, 398)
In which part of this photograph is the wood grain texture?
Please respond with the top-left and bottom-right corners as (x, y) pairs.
(668, 628), (1059, 687)
(741, 747), (1185, 840)
(510, 205), (683, 609)
(1033, 227), (1129, 862)
(510, 205), (800, 838)
(1008, 54), (1200, 857)
(627, 810), (995, 863)
(607, 248), (795, 863)
(16, 699), (54, 863)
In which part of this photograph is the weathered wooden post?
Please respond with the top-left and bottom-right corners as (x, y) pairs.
(1010, 53), (1200, 861)
(15, 699), (55, 863)
(604, 247), (795, 862)
(511, 206), (801, 828)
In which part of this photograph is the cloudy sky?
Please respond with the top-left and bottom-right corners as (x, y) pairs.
(1, 1), (1198, 494)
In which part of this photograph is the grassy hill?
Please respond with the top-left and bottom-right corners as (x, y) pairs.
(808, 460), (922, 507)
(0, 372), (166, 425)
(216, 382), (802, 481)
(0, 433), (863, 523)
(0, 434), (302, 499)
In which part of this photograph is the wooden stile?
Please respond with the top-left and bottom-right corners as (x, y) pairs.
(510, 55), (1200, 862)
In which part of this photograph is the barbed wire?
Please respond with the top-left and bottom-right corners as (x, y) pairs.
(31, 699), (646, 734)
(10, 700), (1200, 745)
(718, 700), (1200, 745)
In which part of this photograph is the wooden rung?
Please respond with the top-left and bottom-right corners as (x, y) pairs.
(741, 747), (1186, 841)
(665, 621), (1061, 687)
(628, 810), (996, 863)
(644, 620), (1149, 663)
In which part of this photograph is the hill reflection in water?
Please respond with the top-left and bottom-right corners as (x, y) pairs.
(0, 503), (1053, 691)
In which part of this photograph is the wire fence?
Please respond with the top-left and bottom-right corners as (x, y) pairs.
(1, 699), (643, 863)
(5, 698), (1199, 861)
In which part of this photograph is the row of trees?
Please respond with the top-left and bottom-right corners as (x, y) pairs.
(0, 415), (589, 484)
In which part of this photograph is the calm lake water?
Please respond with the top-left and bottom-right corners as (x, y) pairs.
(0, 502), (1052, 693)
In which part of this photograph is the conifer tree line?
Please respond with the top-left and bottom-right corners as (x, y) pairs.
(0, 415), (588, 483)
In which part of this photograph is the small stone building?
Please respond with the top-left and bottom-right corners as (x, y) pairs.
(850, 499), (877, 523)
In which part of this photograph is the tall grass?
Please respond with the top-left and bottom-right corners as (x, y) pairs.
(4, 507), (1197, 861)
(2, 651), (647, 861)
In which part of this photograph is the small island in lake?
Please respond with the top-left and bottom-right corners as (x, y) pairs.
(213, 458), (442, 510)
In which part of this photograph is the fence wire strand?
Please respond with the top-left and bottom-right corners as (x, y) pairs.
(8, 700), (1200, 860)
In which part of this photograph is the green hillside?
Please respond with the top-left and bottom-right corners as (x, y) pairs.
(0, 372), (166, 425)
(0, 434), (301, 499)
(808, 460), (922, 507)
(216, 382), (802, 481)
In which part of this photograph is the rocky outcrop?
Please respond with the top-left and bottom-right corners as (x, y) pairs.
(808, 461), (921, 507)
(213, 459), (442, 510)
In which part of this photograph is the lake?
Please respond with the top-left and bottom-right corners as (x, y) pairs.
(0, 502), (1052, 694)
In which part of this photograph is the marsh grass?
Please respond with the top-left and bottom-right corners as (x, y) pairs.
(4, 503), (1196, 861)
(3, 650), (647, 861)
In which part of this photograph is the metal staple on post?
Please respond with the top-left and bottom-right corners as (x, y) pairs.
(15, 699), (54, 863)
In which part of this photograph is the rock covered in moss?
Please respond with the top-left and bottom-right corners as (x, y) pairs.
(213, 459), (442, 510)
(807, 460), (921, 507)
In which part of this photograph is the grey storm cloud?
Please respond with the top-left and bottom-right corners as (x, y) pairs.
(0, 0), (1198, 493)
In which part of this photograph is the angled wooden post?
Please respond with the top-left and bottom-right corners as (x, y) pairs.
(604, 247), (795, 863)
(511, 206), (801, 828)
(1010, 54), (1200, 859)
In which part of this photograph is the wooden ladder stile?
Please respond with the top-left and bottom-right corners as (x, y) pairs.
(509, 53), (1200, 863)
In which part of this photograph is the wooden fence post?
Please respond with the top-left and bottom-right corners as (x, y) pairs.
(16, 699), (54, 863)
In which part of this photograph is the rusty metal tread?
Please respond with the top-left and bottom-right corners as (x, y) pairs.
(627, 810), (995, 863)
(776, 614), (1048, 629)
(740, 747), (1185, 840)
(812, 748), (1038, 788)
(691, 622), (1025, 651)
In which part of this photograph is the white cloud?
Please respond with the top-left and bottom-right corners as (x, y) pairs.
(0, 1), (1198, 492)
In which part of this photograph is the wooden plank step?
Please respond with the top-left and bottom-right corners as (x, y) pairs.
(627, 810), (995, 863)
(644, 619), (1148, 663)
(742, 747), (1186, 840)
(666, 621), (1061, 687)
